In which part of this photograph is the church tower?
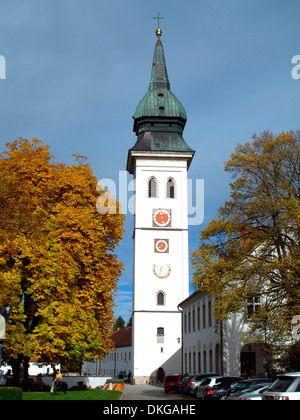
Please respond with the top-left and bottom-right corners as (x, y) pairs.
(126, 25), (194, 383)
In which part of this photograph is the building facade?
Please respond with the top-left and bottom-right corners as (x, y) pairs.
(126, 27), (194, 383)
(94, 327), (133, 378)
(179, 291), (271, 378)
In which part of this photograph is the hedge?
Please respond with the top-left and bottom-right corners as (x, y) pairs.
(0, 387), (23, 400)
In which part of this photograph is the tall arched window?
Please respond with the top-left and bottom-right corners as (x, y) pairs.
(157, 292), (165, 306)
(167, 178), (175, 198)
(148, 177), (157, 198)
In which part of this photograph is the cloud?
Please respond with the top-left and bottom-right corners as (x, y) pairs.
(113, 290), (132, 322)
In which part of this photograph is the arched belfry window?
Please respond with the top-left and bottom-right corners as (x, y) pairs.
(167, 178), (175, 199)
(157, 291), (165, 306)
(148, 177), (157, 198)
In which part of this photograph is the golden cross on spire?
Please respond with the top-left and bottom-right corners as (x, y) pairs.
(153, 12), (165, 37)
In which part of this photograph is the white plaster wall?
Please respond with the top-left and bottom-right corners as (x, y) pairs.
(133, 311), (182, 379)
(132, 156), (190, 379)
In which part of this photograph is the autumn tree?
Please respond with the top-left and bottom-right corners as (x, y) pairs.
(192, 131), (300, 351)
(0, 138), (124, 385)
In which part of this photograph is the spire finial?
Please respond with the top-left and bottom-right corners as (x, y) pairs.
(153, 12), (165, 37)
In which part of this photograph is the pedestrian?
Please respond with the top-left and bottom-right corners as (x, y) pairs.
(53, 369), (66, 395)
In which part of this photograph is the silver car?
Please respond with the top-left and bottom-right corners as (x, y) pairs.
(236, 384), (270, 400)
(262, 372), (300, 400)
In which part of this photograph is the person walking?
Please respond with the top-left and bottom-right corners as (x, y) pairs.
(53, 369), (67, 395)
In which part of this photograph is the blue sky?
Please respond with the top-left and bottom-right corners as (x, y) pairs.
(0, 0), (299, 323)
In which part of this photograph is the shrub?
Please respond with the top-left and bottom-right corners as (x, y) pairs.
(0, 387), (23, 400)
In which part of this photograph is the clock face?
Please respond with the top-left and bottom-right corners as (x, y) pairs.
(153, 264), (171, 279)
(153, 209), (171, 227)
(154, 239), (169, 253)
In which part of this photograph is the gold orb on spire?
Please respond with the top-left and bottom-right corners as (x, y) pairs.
(156, 27), (162, 37)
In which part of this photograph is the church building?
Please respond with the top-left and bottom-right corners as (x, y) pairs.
(94, 24), (269, 383)
(126, 25), (194, 383)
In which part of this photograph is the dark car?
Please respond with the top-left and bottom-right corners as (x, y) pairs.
(117, 371), (126, 379)
(179, 376), (190, 393)
(180, 375), (195, 394)
(199, 376), (242, 400)
(226, 378), (273, 399)
(164, 374), (187, 394)
(188, 373), (219, 397)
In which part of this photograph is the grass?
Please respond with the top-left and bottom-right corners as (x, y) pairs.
(23, 389), (122, 401)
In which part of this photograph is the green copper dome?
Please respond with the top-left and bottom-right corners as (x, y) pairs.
(133, 38), (187, 123)
(133, 88), (187, 121)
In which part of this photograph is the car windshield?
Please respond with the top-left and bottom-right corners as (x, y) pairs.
(268, 377), (295, 392)
(200, 378), (213, 386)
(166, 376), (179, 382)
(230, 381), (251, 390)
(214, 379), (235, 389)
(246, 384), (267, 393)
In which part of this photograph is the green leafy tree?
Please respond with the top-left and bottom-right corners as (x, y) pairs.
(114, 316), (125, 330)
(192, 131), (300, 351)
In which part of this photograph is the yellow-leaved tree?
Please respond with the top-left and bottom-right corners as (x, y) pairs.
(0, 138), (124, 385)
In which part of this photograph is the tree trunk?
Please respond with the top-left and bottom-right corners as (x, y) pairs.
(11, 355), (30, 388)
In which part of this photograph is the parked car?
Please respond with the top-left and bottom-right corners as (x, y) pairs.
(180, 375), (195, 394)
(262, 372), (300, 400)
(179, 376), (190, 393)
(200, 377), (243, 400)
(164, 374), (187, 394)
(188, 373), (218, 397)
(117, 371), (126, 379)
(237, 384), (270, 400)
(226, 378), (273, 399)
(197, 376), (242, 400)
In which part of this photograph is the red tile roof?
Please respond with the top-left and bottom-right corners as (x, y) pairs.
(111, 326), (132, 348)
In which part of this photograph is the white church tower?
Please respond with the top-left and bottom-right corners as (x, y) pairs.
(126, 26), (194, 383)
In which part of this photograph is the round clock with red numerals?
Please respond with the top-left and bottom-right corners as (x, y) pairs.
(153, 209), (171, 227)
(154, 239), (169, 253)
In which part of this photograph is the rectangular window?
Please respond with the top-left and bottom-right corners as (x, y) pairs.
(197, 306), (201, 330)
(192, 309), (195, 332)
(208, 301), (212, 327)
(247, 296), (261, 318)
